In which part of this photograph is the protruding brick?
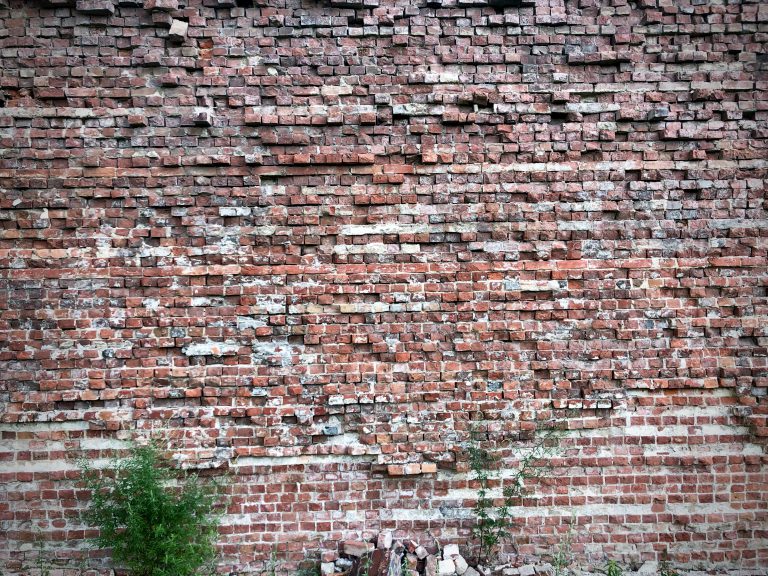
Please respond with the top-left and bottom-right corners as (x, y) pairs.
(193, 108), (213, 126)
(342, 541), (374, 558)
(144, 0), (177, 10)
(127, 114), (147, 127)
(442, 544), (459, 558)
(167, 19), (188, 42)
(75, 0), (114, 13)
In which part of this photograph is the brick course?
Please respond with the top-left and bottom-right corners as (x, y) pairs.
(0, 0), (767, 573)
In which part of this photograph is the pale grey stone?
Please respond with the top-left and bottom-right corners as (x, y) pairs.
(377, 530), (393, 549)
(442, 544), (460, 558)
(637, 561), (658, 575)
(438, 559), (456, 576)
(168, 19), (188, 42)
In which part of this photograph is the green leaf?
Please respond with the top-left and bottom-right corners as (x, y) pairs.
(78, 443), (226, 576)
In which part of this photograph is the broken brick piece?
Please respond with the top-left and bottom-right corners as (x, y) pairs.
(167, 19), (188, 43)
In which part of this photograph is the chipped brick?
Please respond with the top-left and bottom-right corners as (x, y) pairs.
(1, 1), (766, 573)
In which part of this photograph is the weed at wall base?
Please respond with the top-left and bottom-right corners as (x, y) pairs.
(78, 442), (226, 576)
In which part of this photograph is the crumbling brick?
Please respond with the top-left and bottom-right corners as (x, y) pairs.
(0, 0), (766, 574)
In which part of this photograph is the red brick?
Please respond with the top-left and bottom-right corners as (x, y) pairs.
(0, 1), (766, 573)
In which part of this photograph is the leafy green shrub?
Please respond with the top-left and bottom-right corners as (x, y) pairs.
(79, 442), (225, 576)
(468, 425), (565, 565)
(604, 559), (622, 576)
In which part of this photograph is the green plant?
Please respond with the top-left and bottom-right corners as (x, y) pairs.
(33, 532), (52, 576)
(468, 425), (565, 565)
(604, 559), (622, 576)
(468, 441), (510, 565)
(264, 544), (278, 576)
(297, 563), (320, 576)
(296, 549), (320, 576)
(552, 520), (574, 576)
(21, 529), (53, 576)
(659, 558), (678, 576)
(400, 550), (410, 576)
(359, 551), (373, 576)
(79, 442), (225, 576)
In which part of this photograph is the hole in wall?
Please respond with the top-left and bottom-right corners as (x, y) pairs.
(550, 111), (567, 125)
(581, 150), (602, 161)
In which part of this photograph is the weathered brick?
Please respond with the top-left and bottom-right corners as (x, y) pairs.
(0, 0), (766, 574)
(144, 0), (177, 10)
(75, 0), (114, 13)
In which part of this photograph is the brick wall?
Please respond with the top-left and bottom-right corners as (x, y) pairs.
(1, 0), (767, 573)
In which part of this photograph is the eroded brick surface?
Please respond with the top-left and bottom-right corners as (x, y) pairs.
(0, 0), (767, 573)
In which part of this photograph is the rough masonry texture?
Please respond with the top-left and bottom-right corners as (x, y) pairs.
(0, 0), (767, 573)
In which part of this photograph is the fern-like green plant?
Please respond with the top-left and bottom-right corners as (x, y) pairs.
(468, 425), (565, 565)
(552, 520), (574, 576)
(79, 442), (225, 576)
(604, 559), (622, 576)
(29, 532), (52, 576)
(468, 442), (509, 565)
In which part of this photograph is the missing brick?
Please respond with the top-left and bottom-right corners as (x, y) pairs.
(488, 0), (535, 11)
